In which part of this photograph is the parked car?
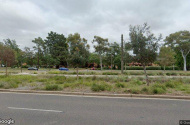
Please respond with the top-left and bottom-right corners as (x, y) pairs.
(28, 67), (38, 70)
(59, 67), (69, 71)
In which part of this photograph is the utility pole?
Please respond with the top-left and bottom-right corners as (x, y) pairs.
(111, 53), (112, 72)
(121, 34), (124, 74)
(37, 45), (39, 69)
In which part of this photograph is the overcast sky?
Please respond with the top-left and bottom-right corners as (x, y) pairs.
(0, 0), (190, 51)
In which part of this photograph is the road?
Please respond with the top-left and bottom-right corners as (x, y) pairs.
(0, 92), (189, 125)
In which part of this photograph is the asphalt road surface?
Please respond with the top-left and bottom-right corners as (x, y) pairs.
(0, 92), (189, 125)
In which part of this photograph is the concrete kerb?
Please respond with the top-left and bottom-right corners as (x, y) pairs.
(0, 89), (190, 100)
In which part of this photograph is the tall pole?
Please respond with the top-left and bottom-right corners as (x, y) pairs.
(37, 45), (39, 69)
(121, 34), (124, 74)
(111, 54), (112, 72)
(6, 61), (8, 76)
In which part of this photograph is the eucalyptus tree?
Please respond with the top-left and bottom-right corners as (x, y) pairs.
(67, 33), (90, 79)
(32, 37), (46, 68)
(129, 23), (161, 85)
(165, 31), (190, 71)
(93, 36), (109, 70)
(158, 46), (175, 71)
(23, 47), (35, 66)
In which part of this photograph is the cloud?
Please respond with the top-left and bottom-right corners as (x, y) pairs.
(0, 0), (189, 51)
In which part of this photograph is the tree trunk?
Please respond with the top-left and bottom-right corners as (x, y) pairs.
(143, 65), (149, 86)
(21, 63), (22, 73)
(6, 61), (8, 76)
(183, 56), (187, 71)
(37, 46), (40, 69)
(164, 65), (165, 71)
(100, 55), (102, 71)
(121, 34), (124, 74)
(125, 63), (126, 71)
(181, 50), (187, 71)
(77, 66), (79, 80)
(111, 55), (112, 72)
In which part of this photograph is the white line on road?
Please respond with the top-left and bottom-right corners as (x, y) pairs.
(8, 107), (63, 113)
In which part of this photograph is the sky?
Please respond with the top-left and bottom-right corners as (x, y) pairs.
(0, 0), (190, 51)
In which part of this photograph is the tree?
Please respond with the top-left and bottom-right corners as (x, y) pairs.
(165, 31), (190, 71)
(175, 49), (190, 70)
(3, 39), (22, 68)
(93, 36), (109, 70)
(0, 44), (15, 76)
(23, 47), (34, 66)
(88, 53), (100, 65)
(3, 39), (20, 52)
(158, 46), (175, 71)
(67, 33), (90, 79)
(45, 31), (68, 68)
(32, 37), (45, 68)
(129, 23), (161, 86)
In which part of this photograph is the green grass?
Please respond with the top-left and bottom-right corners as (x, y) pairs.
(0, 74), (189, 95)
(115, 83), (125, 88)
(45, 84), (60, 90)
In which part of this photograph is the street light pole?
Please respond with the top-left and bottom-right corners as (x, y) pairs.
(121, 34), (124, 74)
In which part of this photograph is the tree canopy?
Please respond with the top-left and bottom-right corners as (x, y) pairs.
(165, 31), (190, 71)
(129, 23), (161, 85)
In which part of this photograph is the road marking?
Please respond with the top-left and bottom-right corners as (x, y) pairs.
(8, 107), (63, 113)
(1, 92), (190, 102)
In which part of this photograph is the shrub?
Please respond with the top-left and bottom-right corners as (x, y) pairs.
(147, 72), (157, 76)
(91, 83), (112, 92)
(56, 81), (63, 84)
(91, 83), (105, 92)
(128, 72), (144, 75)
(4, 83), (18, 89)
(141, 87), (149, 93)
(45, 84), (59, 90)
(165, 82), (175, 88)
(0, 83), (4, 88)
(152, 84), (166, 91)
(89, 72), (95, 75)
(152, 88), (166, 94)
(146, 67), (161, 70)
(131, 80), (144, 85)
(166, 72), (178, 76)
(125, 66), (143, 70)
(115, 83), (125, 88)
(157, 72), (164, 76)
(38, 79), (47, 82)
(22, 65), (30, 68)
(102, 72), (119, 75)
(151, 83), (166, 94)
(92, 75), (97, 80)
(161, 66), (179, 70)
(48, 71), (62, 74)
(63, 83), (70, 88)
(131, 88), (140, 94)
(124, 66), (179, 70)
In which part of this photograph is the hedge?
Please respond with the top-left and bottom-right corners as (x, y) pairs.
(97, 66), (180, 70)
